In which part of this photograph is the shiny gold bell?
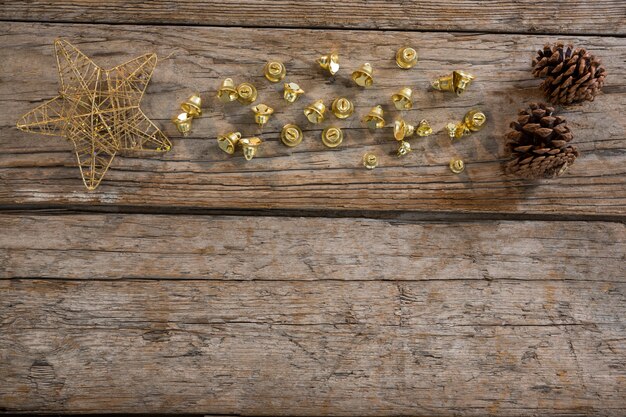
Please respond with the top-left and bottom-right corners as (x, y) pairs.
(352, 63), (374, 87)
(391, 87), (413, 110)
(432, 70), (475, 96)
(217, 131), (242, 154)
(446, 109), (486, 140)
(252, 103), (274, 127)
(363, 153), (378, 170)
(240, 137), (263, 161)
(281, 124), (303, 147)
(463, 109), (487, 132)
(172, 112), (193, 136)
(181, 94), (202, 117)
(397, 140), (412, 157)
(283, 82), (305, 103)
(303, 99), (327, 124)
(321, 127), (343, 148)
(416, 119), (433, 137)
(331, 97), (354, 119)
(393, 119), (415, 141)
(217, 78), (239, 103)
(317, 52), (340, 76)
(236, 82), (258, 104)
(396, 47), (418, 69)
(449, 158), (465, 174)
(264, 61), (286, 83)
(362, 105), (385, 129)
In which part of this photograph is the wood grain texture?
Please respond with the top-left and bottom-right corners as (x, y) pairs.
(1, 0), (625, 35)
(1, 214), (624, 281)
(1, 278), (624, 415)
(1, 23), (625, 216)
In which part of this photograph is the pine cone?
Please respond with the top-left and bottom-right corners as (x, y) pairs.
(532, 43), (606, 105)
(504, 103), (578, 179)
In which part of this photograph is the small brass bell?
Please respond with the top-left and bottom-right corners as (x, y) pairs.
(321, 127), (343, 148)
(317, 52), (340, 76)
(362, 105), (385, 130)
(217, 78), (238, 103)
(446, 110), (486, 140)
(432, 70), (475, 96)
(416, 119), (433, 137)
(452, 71), (475, 95)
(264, 61), (286, 83)
(396, 47), (418, 69)
(172, 112), (193, 136)
(397, 140), (412, 157)
(449, 158), (465, 174)
(281, 124), (303, 147)
(352, 63), (374, 87)
(236, 82), (258, 104)
(181, 94), (202, 117)
(283, 82), (305, 103)
(363, 153), (378, 170)
(240, 137), (262, 161)
(331, 97), (354, 119)
(252, 104), (274, 127)
(393, 119), (415, 141)
(391, 87), (413, 110)
(463, 109), (487, 132)
(217, 131), (242, 154)
(446, 122), (470, 140)
(303, 99), (326, 124)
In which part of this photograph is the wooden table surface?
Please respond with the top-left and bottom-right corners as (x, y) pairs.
(1, 1), (625, 415)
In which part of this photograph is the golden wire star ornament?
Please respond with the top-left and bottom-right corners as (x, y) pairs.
(16, 39), (171, 190)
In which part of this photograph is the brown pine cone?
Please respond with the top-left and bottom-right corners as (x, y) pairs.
(504, 103), (578, 179)
(532, 43), (606, 105)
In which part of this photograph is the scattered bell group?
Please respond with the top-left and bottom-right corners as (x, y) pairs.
(171, 46), (486, 173)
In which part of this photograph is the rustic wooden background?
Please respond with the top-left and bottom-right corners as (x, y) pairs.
(0, 1), (625, 415)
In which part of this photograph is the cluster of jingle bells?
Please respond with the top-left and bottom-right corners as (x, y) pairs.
(172, 47), (486, 171)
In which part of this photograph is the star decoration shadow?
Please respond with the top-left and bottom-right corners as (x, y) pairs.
(17, 39), (171, 190)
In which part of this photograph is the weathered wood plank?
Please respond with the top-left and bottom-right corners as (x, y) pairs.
(1, 214), (624, 281)
(1, 0), (625, 35)
(1, 23), (625, 215)
(1, 279), (624, 415)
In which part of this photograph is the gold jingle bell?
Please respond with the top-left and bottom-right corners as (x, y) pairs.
(464, 109), (487, 132)
(217, 78), (238, 103)
(303, 99), (327, 124)
(363, 105), (385, 129)
(283, 82), (305, 103)
(432, 70), (475, 96)
(321, 127), (343, 148)
(181, 94), (202, 117)
(450, 158), (465, 174)
(236, 82), (258, 104)
(317, 52), (340, 76)
(217, 131), (242, 155)
(363, 153), (378, 170)
(331, 97), (354, 119)
(393, 119), (415, 141)
(397, 140), (412, 157)
(352, 63), (374, 87)
(391, 87), (413, 110)
(252, 103), (274, 127)
(281, 124), (303, 147)
(416, 119), (433, 137)
(264, 61), (286, 83)
(446, 121), (470, 140)
(172, 112), (193, 136)
(396, 47), (418, 69)
(240, 137), (262, 161)
(446, 109), (486, 140)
